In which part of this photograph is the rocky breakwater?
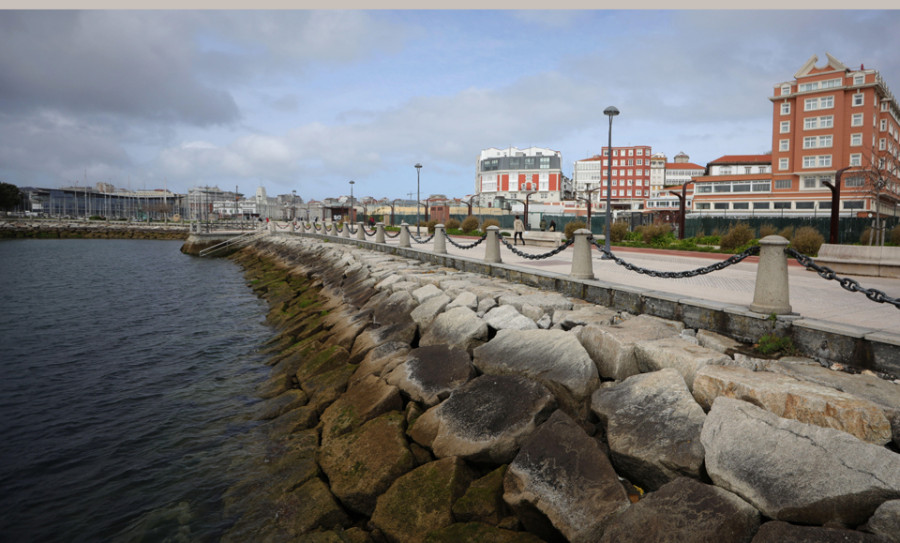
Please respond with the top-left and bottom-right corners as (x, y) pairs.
(0, 219), (188, 240)
(224, 234), (900, 543)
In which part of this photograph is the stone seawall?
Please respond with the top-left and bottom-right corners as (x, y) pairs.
(0, 220), (189, 240)
(223, 235), (900, 543)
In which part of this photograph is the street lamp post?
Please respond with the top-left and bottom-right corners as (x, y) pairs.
(603, 106), (619, 255)
(415, 163), (422, 236)
(349, 180), (355, 223)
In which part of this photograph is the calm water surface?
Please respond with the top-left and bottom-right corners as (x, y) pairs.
(0, 239), (274, 542)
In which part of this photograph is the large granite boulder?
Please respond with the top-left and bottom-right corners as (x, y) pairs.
(319, 373), (403, 443)
(497, 292), (573, 314)
(552, 305), (619, 330)
(598, 477), (760, 543)
(254, 388), (309, 420)
(385, 344), (476, 407)
(412, 284), (445, 304)
(349, 319), (418, 365)
(419, 306), (488, 354)
(412, 374), (556, 463)
(634, 336), (731, 390)
(701, 397), (900, 526)
(446, 291), (478, 311)
(318, 411), (415, 516)
(371, 290), (418, 326)
(370, 456), (474, 543)
(693, 364), (893, 445)
(578, 315), (684, 380)
(768, 359), (900, 447)
(591, 368), (707, 491)
(504, 410), (630, 543)
(410, 294), (451, 330)
(482, 304), (539, 331)
(451, 465), (511, 526)
(423, 522), (544, 543)
(751, 521), (889, 542)
(473, 329), (599, 417)
(865, 499), (900, 543)
(349, 341), (410, 386)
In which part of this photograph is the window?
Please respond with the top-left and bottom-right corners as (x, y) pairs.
(796, 202), (815, 210)
(880, 119), (888, 131)
(850, 154), (862, 167)
(744, 167), (753, 174)
(852, 113), (864, 127)
(774, 202), (791, 209)
(696, 203), (711, 210)
(819, 201), (832, 209)
(781, 102), (791, 115)
(880, 138), (886, 150)
(482, 159), (500, 171)
(804, 96), (834, 111)
(854, 74), (865, 85)
(733, 202), (749, 210)
(714, 203), (729, 210)
(754, 202), (771, 209)
(482, 175), (497, 192)
(779, 158), (789, 171)
(612, 189), (618, 197)
(780, 121), (790, 133)
(628, 149), (633, 156)
(539, 173), (549, 191)
(781, 85), (791, 96)
(777, 139), (788, 152)
(775, 179), (792, 189)
(882, 102), (889, 112)
(802, 155), (832, 168)
(845, 176), (864, 187)
(844, 201), (864, 209)
(852, 93), (864, 107)
(851, 133), (862, 146)
(636, 159), (643, 166)
(803, 135), (832, 149)
(804, 115), (834, 130)
(540, 157), (550, 169)
(719, 167), (733, 175)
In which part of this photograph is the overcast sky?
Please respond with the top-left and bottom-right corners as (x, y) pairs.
(2, 10), (900, 202)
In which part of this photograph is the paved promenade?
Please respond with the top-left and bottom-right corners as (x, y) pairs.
(372, 230), (900, 337)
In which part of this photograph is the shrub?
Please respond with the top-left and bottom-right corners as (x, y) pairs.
(425, 219), (438, 234)
(610, 220), (629, 242)
(461, 215), (479, 233)
(564, 220), (586, 240)
(719, 223), (755, 252)
(640, 222), (673, 245)
(482, 218), (499, 230)
(758, 223), (778, 238)
(791, 226), (824, 256)
(445, 218), (461, 231)
(891, 224), (900, 246)
(695, 234), (720, 246)
(778, 226), (795, 240)
(756, 334), (797, 356)
(860, 227), (876, 245)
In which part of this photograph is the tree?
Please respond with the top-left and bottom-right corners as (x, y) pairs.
(0, 182), (23, 211)
(857, 148), (900, 245)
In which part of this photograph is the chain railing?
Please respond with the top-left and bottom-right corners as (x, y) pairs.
(786, 248), (900, 310)
(384, 228), (400, 238)
(410, 231), (435, 244)
(347, 224), (358, 235)
(445, 232), (489, 250)
(590, 237), (761, 278)
(313, 222), (322, 232)
(499, 236), (575, 260)
(363, 225), (377, 236)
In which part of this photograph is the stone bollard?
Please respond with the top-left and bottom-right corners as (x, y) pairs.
(375, 223), (385, 244)
(434, 224), (447, 254)
(570, 229), (595, 280)
(357, 222), (366, 240)
(342, 223), (351, 238)
(750, 235), (792, 315)
(399, 222), (411, 248)
(485, 225), (502, 264)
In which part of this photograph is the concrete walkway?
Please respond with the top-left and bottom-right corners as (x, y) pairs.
(376, 230), (900, 337)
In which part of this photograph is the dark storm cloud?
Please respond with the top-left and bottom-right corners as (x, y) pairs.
(0, 11), (240, 126)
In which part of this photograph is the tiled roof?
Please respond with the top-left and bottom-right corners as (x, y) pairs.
(709, 154), (772, 165)
(665, 162), (705, 170)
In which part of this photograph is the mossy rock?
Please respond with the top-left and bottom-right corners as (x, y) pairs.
(423, 522), (545, 543)
(452, 465), (510, 525)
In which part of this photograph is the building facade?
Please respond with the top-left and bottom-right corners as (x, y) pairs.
(475, 147), (565, 208)
(646, 152), (704, 212)
(690, 155), (775, 214)
(594, 145), (653, 211)
(769, 53), (900, 217)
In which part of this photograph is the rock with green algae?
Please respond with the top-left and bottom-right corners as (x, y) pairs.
(318, 411), (415, 516)
(423, 522), (546, 543)
(319, 374), (403, 444)
(301, 363), (358, 415)
(370, 456), (475, 543)
(259, 404), (319, 438)
(452, 465), (511, 526)
(253, 388), (308, 420)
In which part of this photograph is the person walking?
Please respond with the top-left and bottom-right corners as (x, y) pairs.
(513, 215), (525, 245)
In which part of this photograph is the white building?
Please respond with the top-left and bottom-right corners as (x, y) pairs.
(475, 147), (566, 208)
(646, 152), (705, 211)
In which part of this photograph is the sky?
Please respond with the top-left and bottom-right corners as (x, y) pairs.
(2, 9), (900, 203)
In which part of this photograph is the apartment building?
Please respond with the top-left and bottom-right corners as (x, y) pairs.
(691, 155), (775, 214)
(769, 53), (900, 217)
(646, 152), (704, 211)
(582, 145), (652, 211)
(475, 147), (565, 207)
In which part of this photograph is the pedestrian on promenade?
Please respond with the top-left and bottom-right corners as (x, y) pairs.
(549, 220), (556, 232)
(513, 215), (525, 245)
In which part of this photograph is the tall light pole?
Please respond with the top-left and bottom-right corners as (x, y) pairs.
(414, 163), (422, 236)
(603, 106), (619, 255)
(349, 180), (355, 223)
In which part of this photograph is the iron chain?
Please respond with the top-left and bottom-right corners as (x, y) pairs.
(445, 232), (488, 250)
(410, 231), (435, 244)
(785, 248), (900, 310)
(383, 229), (400, 238)
(499, 236), (575, 260)
(590, 237), (760, 278)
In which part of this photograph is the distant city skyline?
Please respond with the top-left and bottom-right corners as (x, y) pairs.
(3, 10), (900, 202)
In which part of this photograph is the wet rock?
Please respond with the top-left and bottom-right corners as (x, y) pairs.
(693, 364), (892, 445)
(598, 477), (760, 543)
(318, 411), (415, 516)
(423, 522), (544, 543)
(634, 336), (731, 390)
(578, 315), (684, 381)
(591, 368), (706, 491)
(419, 306), (488, 354)
(350, 341), (411, 386)
(349, 320), (417, 365)
(254, 389), (309, 420)
(473, 329), (598, 417)
(452, 465), (510, 526)
(372, 290), (418, 326)
(423, 374), (556, 463)
(701, 397), (900, 526)
(370, 456), (474, 543)
(385, 345), (475, 407)
(504, 410), (630, 543)
(320, 374), (403, 443)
